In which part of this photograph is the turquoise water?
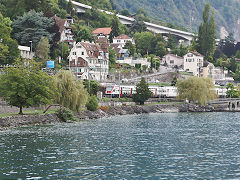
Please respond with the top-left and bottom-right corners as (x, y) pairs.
(1, 112), (240, 179)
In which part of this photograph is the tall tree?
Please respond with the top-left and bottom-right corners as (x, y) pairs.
(35, 37), (50, 65)
(54, 70), (88, 112)
(109, 16), (120, 43)
(0, 13), (19, 65)
(197, 3), (216, 60)
(133, 77), (152, 105)
(0, 60), (55, 114)
(12, 10), (54, 50)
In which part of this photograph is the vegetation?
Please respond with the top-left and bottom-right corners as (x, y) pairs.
(226, 83), (240, 98)
(133, 78), (152, 105)
(12, 10), (54, 49)
(176, 77), (217, 106)
(0, 13), (19, 65)
(54, 70), (88, 112)
(197, 3), (216, 60)
(83, 80), (99, 96)
(86, 95), (98, 111)
(56, 108), (78, 122)
(0, 60), (55, 114)
(35, 37), (50, 65)
(111, 0), (240, 40)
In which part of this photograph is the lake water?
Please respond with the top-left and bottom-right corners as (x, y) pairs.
(1, 112), (240, 179)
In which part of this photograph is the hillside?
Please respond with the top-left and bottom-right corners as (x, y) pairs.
(111, 0), (240, 41)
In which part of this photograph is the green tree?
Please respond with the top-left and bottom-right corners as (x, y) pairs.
(109, 46), (116, 68)
(133, 77), (152, 105)
(12, 10), (54, 49)
(124, 41), (135, 56)
(86, 95), (98, 111)
(54, 70), (88, 112)
(0, 13), (19, 65)
(0, 60), (55, 114)
(226, 83), (236, 98)
(197, 3), (216, 60)
(176, 76), (217, 106)
(67, 0), (75, 16)
(155, 41), (167, 58)
(83, 80), (99, 96)
(109, 16), (120, 43)
(134, 32), (154, 56)
(72, 23), (93, 42)
(35, 37), (50, 65)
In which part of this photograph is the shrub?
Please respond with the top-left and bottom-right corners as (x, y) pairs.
(86, 95), (98, 111)
(56, 108), (78, 122)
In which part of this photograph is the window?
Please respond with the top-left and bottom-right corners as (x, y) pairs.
(170, 60), (174, 64)
(82, 52), (84, 55)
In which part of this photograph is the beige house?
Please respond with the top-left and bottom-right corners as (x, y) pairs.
(202, 61), (215, 78)
(184, 52), (204, 77)
(162, 54), (184, 68)
(68, 41), (109, 81)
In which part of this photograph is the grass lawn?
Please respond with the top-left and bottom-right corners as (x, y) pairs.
(0, 109), (58, 117)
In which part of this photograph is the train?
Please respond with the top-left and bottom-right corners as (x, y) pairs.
(105, 84), (227, 98)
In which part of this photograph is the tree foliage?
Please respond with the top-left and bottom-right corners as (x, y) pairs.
(0, 60), (55, 114)
(0, 13), (19, 65)
(12, 10), (54, 49)
(54, 70), (88, 112)
(35, 37), (50, 65)
(197, 3), (216, 60)
(133, 78), (152, 105)
(176, 77), (217, 106)
(86, 95), (98, 111)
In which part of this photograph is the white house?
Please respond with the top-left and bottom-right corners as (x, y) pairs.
(18, 45), (34, 59)
(112, 34), (134, 48)
(184, 52), (204, 77)
(68, 41), (109, 81)
(162, 54), (184, 68)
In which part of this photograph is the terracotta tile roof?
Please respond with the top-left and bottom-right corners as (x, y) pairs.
(92, 27), (112, 35)
(113, 34), (131, 40)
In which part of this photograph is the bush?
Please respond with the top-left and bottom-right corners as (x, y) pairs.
(86, 96), (98, 111)
(56, 108), (78, 122)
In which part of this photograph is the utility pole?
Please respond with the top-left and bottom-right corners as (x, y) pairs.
(29, 41), (32, 59)
(119, 71), (121, 98)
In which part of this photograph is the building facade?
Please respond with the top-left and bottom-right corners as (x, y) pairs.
(112, 34), (134, 48)
(54, 15), (74, 45)
(18, 45), (34, 59)
(68, 42), (109, 81)
(162, 54), (184, 68)
(184, 52), (204, 77)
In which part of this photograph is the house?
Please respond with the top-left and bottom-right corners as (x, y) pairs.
(162, 54), (184, 68)
(202, 61), (215, 78)
(184, 52), (204, 77)
(116, 57), (150, 68)
(112, 34), (134, 48)
(68, 41), (109, 81)
(18, 45), (34, 59)
(54, 15), (74, 45)
(92, 27), (112, 38)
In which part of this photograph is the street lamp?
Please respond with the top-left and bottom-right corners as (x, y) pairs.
(29, 41), (32, 59)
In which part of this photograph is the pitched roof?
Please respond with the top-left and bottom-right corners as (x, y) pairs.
(113, 34), (131, 40)
(165, 54), (183, 59)
(54, 16), (66, 33)
(190, 51), (203, 57)
(92, 27), (112, 35)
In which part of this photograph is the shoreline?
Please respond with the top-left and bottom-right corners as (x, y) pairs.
(0, 103), (235, 130)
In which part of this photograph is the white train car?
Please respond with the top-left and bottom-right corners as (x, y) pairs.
(106, 84), (227, 98)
